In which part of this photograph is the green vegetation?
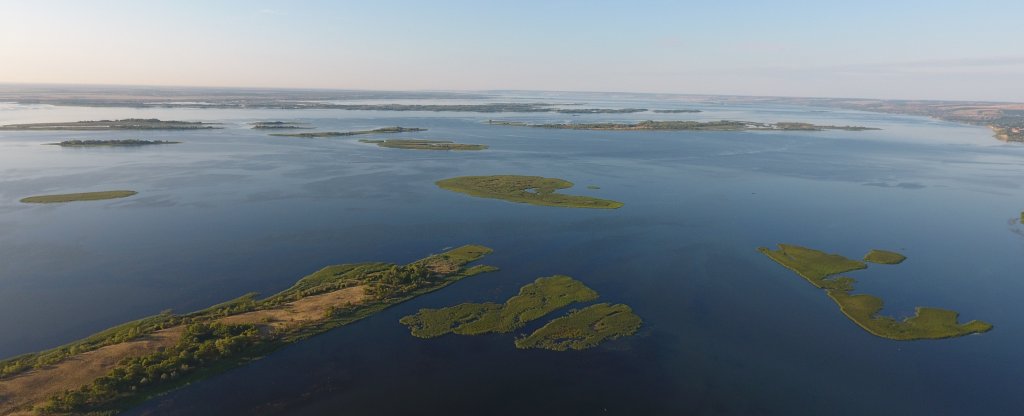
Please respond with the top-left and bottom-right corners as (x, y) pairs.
(1, 245), (496, 413)
(863, 249), (907, 265)
(758, 244), (992, 340)
(359, 139), (487, 151)
(41, 322), (261, 414)
(435, 175), (623, 209)
(756, 244), (867, 288)
(0, 312), (177, 379)
(515, 303), (642, 351)
(400, 276), (643, 351)
(764, 97), (1024, 142)
(486, 120), (529, 126)
(827, 291), (993, 341)
(399, 275), (599, 338)
(48, 139), (180, 147)
(250, 121), (311, 129)
(0, 118), (219, 130)
(555, 108), (647, 114)
(269, 126), (427, 138)
(586, 185), (600, 190)
(488, 119), (878, 132)
(20, 190), (137, 203)
(772, 122), (879, 131)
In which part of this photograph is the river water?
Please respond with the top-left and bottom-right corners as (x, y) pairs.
(0, 92), (1021, 415)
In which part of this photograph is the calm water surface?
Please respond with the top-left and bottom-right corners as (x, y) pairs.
(1, 94), (1022, 415)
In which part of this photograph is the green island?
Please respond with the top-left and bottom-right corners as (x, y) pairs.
(514, 303), (643, 351)
(652, 109), (702, 113)
(435, 175), (624, 209)
(761, 97), (1024, 143)
(555, 108), (647, 114)
(269, 126), (427, 138)
(358, 139), (487, 151)
(0, 119), (220, 130)
(400, 276), (642, 351)
(46, 139), (180, 147)
(249, 121), (311, 129)
(399, 275), (598, 338)
(758, 244), (992, 340)
(863, 249), (907, 265)
(0, 245), (496, 414)
(20, 190), (138, 204)
(488, 119), (878, 132)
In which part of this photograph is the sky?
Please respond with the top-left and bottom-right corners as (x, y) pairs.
(1, 0), (1023, 101)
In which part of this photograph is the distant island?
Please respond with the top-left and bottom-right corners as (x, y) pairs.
(555, 108), (648, 114)
(863, 249), (906, 265)
(47, 139), (180, 147)
(488, 119), (879, 131)
(0, 118), (220, 130)
(436, 175), (624, 209)
(3, 99), (651, 114)
(726, 96), (1024, 143)
(359, 139), (487, 151)
(250, 121), (311, 129)
(652, 109), (702, 113)
(758, 244), (991, 340)
(400, 275), (641, 351)
(20, 190), (137, 203)
(0, 245), (496, 414)
(270, 127), (427, 138)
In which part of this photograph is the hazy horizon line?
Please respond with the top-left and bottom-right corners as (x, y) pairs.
(1, 81), (1020, 105)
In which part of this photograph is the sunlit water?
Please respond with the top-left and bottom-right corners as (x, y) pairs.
(1, 93), (1022, 415)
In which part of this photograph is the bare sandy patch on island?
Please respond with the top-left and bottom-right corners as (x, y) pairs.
(0, 285), (368, 415)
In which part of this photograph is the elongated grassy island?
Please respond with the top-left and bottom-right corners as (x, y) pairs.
(269, 126), (426, 138)
(436, 175), (623, 209)
(48, 139), (180, 147)
(359, 139), (487, 151)
(20, 190), (137, 204)
(0, 119), (219, 130)
(758, 244), (991, 340)
(515, 303), (642, 351)
(0, 245), (496, 414)
(250, 121), (311, 129)
(400, 276), (642, 351)
(488, 119), (878, 132)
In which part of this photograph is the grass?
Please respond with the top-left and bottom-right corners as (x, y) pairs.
(759, 243), (992, 340)
(269, 127), (426, 137)
(48, 139), (180, 147)
(250, 121), (311, 129)
(514, 303), (642, 351)
(0, 312), (177, 378)
(358, 139), (487, 151)
(827, 291), (993, 340)
(0, 245), (497, 413)
(0, 118), (219, 130)
(435, 175), (624, 209)
(757, 244), (867, 287)
(863, 249), (907, 265)
(489, 120), (878, 131)
(399, 275), (599, 338)
(20, 190), (137, 203)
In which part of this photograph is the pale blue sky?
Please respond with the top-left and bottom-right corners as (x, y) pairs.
(2, 0), (1022, 100)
